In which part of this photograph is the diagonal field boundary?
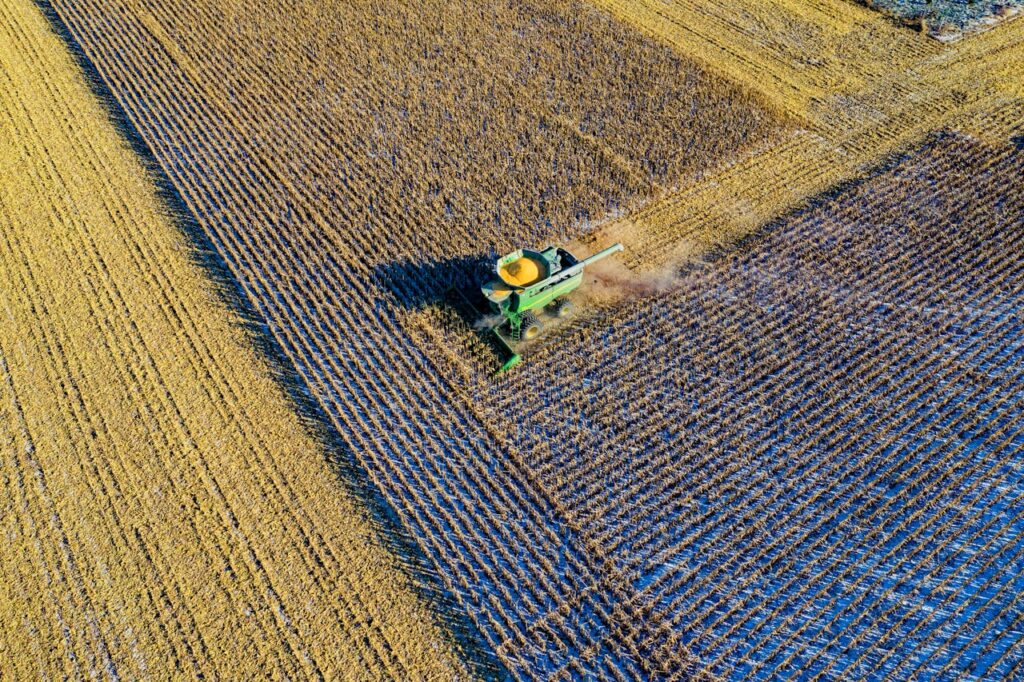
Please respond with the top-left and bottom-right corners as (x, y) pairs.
(582, 0), (1024, 272)
(35, 0), (717, 677)
(26, 0), (1024, 678)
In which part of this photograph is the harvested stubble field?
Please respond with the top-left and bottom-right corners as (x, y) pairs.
(0, 0), (470, 678)
(14, 0), (1024, 677)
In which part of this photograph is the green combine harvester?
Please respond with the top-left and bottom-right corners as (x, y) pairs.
(469, 242), (624, 372)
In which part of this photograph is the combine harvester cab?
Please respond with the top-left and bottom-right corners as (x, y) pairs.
(478, 243), (623, 372)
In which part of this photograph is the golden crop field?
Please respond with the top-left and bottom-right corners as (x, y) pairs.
(0, 0), (472, 678)
(6, 0), (1024, 677)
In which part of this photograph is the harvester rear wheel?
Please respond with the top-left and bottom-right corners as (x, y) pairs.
(520, 312), (543, 341)
(554, 299), (574, 318)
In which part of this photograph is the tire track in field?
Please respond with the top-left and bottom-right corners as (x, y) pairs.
(0, 350), (118, 679)
(0, 349), (87, 680)
(0, 20), (309, 673)
(0, 19), (266, 670)
(41, 0), (1024, 678)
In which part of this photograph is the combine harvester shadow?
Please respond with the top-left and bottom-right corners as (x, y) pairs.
(374, 254), (524, 374)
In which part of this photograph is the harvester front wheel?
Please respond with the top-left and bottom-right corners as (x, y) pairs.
(520, 312), (543, 341)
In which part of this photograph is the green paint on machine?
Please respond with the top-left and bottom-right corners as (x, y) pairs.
(481, 243), (623, 373)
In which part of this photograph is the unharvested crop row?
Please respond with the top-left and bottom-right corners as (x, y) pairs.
(484, 133), (1024, 679)
(119, 0), (781, 264)
(41, 0), (1024, 677)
